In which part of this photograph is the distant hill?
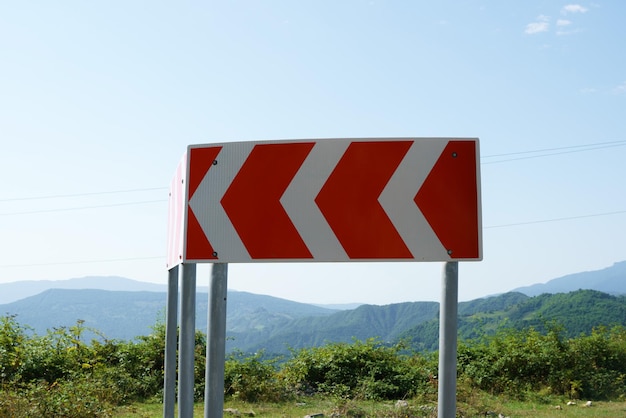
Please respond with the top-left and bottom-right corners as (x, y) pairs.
(254, 292), (530, 354)
(400, 289), (626, 351)
(512, 261), (626, 296)
(0, 288), (335, 343)
(241, 301), (440, 353)
(2, 260), (626, 352)
(0, 276), (168, 304)
(1, 289), (166, 340)
(2, 288), (625, 354)
(2, 259), (624, 305)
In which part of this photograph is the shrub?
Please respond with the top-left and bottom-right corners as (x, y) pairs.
(3, 313), (626, 414)
(224, 350), (286, 402)
(0, 315), (169, 415)
(22, 378), (117, 418)
(281, 338), (432, 400)
(458, 325), (626, 400)
(567, 326), (626, 399)
(0, 315), (27, 384)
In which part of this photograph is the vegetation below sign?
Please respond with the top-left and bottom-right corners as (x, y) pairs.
(1, 314), (625, 417)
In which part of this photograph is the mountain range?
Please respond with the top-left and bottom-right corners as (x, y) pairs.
(0, 261), (625, 353)
(510, 260), (626, 296)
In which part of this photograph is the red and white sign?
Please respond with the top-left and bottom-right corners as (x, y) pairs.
(166, 138), (481, 267)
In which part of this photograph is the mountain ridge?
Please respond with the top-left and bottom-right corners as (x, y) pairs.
(2, 260), (624, 306)
(2, 288), (625, 356)
(1, 260), (624, 352)
(0, 276), (168, 304)
(511, 260), (626, 296)
(0, 288), (336, 342)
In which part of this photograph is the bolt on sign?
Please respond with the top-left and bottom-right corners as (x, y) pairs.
(166, 138), (482, 267)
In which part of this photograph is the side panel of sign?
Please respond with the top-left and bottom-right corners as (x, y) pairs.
(166, 153), (187, 269)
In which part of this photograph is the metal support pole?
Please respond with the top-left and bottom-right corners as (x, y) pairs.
(204, 263), (229, 418)
(163, 265), (179, 418)
(438, 261), (459, 418)
(178, 263), (197, 418)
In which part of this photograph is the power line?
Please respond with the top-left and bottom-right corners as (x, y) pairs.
(0, 187), (167, 203)
(0, 200), (167, 216)
(0, 256), (164, 269)
(481, 139), (626, 158)
(484, 209), (626, 229)
(481, 141), (626, 164)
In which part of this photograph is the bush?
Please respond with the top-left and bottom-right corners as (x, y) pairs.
(458, 325), (626, 400)
(281, 338), (433, 400)
(97, 327), (167, 401)
(2, 313), (626, 415)
(0, 377), (119, 418)
(567, 326), (626, 399)
(0, 315), (27, 384)
(0, 315), (169, 415)
(224, 350), (286, 402)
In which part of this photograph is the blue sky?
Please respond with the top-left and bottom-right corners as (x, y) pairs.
(1, 1), (625, 304)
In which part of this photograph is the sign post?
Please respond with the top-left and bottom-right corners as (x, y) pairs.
(162, 265), (178, 418)
(177, 263), (196, 418)
(166, 138), (482, 418)
(438, 261), (459, 418)
(204, 263), (228, 417)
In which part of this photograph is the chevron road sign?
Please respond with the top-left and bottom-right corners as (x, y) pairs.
(166, 138), (482, 266)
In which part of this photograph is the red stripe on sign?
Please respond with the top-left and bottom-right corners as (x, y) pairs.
(315, 141), (414, 259)
(186, 206), (217, 260)
(221, 143), (315, 259)
(188, 147), (222, 198)
(414, 141), (479, 258)
(185, 146), (221, 260)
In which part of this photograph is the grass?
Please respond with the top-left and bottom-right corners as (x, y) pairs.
(487, 399), (626, 417)
(114, 396), (626, 417)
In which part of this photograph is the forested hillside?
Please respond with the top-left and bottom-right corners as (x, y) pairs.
(2, 287), (625, 355)
(238, 301), (440, 353)
(400, 289), (626, 351)
(0, 289), (336, 342)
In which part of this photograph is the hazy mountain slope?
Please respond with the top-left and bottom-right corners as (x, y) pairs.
(396, 293), (530, 351)
(512, 261), (626, 296)
(3, 288), (625, 354)
(3, 261), (626, 353)
(240, 301), (440, 353)
(2, 258), (624, 305)
(400, 289), (626, 351)
(458, 291), (528, 316)
(0, 289), (165, 340)
(0, 276), (168, 304)
(506, 289), (626, 334)
(0, 289), (336, 342)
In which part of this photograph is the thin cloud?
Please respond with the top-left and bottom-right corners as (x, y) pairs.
(556, 20), (580, 36)
(557, 27), (582, 36)
(526, 6), (590, 36)
(562, 4), (588, 14)
(525, 22), (549, 34)
(614, 82), (626, 95)
(525, 15), (550, 34)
